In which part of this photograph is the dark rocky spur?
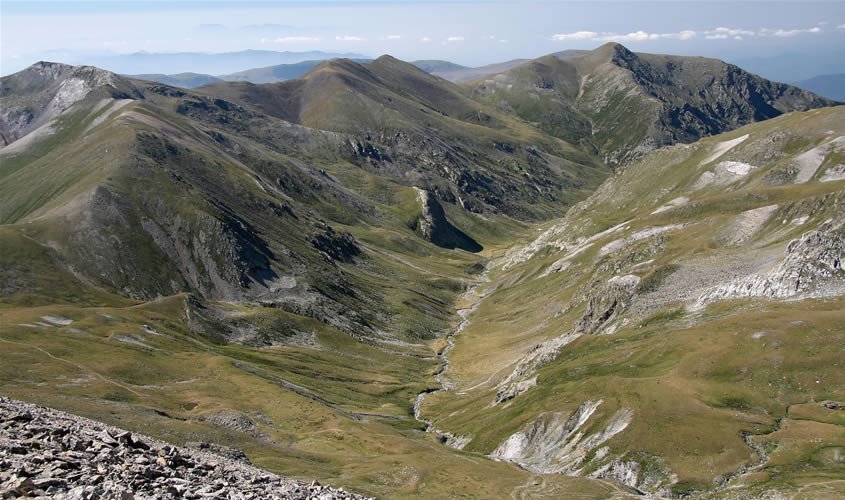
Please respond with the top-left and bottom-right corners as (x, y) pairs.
(0, 398), (369, 499)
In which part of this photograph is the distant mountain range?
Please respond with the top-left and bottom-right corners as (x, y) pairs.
(410, 60), (468, 74)
(66, 50), (368, 75)
(132, 58), (372, 87)
(128, 58), (524, 88)
(128, 72), (224, 88)
(730, 46), (845, 84)
(123, 49), (845, 114)
(795, 73), (845, 102)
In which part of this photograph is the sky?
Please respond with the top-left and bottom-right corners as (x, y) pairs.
(2, 0), (845, 78)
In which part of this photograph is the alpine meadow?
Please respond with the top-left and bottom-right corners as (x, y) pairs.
(1, 1), (844, 498)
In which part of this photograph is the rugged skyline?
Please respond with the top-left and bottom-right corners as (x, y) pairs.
(2, 2), (844, 497)
(2, 42), (842, 496)
(2, 1), (845, 81)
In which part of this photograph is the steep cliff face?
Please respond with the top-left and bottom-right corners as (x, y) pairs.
(200, 56), (611, 221)
(467, 43), (835, 165)
(0, 62), (143, 146)
(696, 219), (845, 307)
(412, 188), (482, 252)
(491, 400), (634, 476)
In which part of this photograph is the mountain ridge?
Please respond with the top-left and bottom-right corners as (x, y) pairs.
(42, 49), (370, 76)
(466, 42), (835, 164)
(198, 54), (609, 221)
(1, 45), (843, 498)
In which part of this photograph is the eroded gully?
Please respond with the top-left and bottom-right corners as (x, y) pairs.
(412, 263), (493, 447)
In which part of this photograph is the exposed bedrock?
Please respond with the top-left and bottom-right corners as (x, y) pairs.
(695, 219), (845, 308)
(495, 274), (640, 404)
(412, 187), (482, 252)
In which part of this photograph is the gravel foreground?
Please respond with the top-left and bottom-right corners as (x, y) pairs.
(0, 397), (371, 499)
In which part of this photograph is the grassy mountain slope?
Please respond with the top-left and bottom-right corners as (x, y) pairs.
(2, 53), (842, 499)
(0, 62), (143, 146)
(0, 61), (626, 497)
(220, 58), (373, 85)
(467, 43), (835, 165)
(200, 55), (610, 220)
(0, 227), (629, 497)
(421, 106), (845, 497)
(128, 58), (458, 89)
(1, 62), (508, 342)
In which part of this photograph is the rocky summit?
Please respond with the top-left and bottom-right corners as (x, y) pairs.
(0, 398), (367, 499)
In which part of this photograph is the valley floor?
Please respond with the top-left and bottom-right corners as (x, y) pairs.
(0, 291), (634, 498)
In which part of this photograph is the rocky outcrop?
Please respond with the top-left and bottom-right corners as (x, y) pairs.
(717, 205), (778, 246)
(0, 397), (367, 499)
(573, 275), (640, 334)
(201, 409), (258, 435)
(588, 459), (640, 489)
(495, 332), (581, 404)
(1, 63), (141, 148)
(598, 225), (684, 257)
(695, 220), (845, 308)
(412, 188), (482, 252)
(310, 222), (361, 263)
(495, 274), (640, 403)
(792, 136), (845, 184)
(588, 453), (676, 496)
(490, 400), (633, 474)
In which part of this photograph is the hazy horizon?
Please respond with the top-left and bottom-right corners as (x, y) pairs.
(3, 1), (845, 81)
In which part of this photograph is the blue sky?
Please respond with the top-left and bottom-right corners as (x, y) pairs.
(2, 1), (844, 77)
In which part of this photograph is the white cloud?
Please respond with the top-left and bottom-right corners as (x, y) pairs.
(263, 36), (320, 43)
(609, 31), (659, 41)
(385, 34), (401, 40)
(552, 30), (696, 42)
(446, 36), (465, 42)
(703, 25), (822, 40)
(704, 27), (755, 40)
(335, 35), (366, 41)
(839, 24), (845, 29)
(551, 31), (600, 41)
(551, 24), (824, 44)
(760, 26), (822, 37)
(420, 36), (431, 43)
